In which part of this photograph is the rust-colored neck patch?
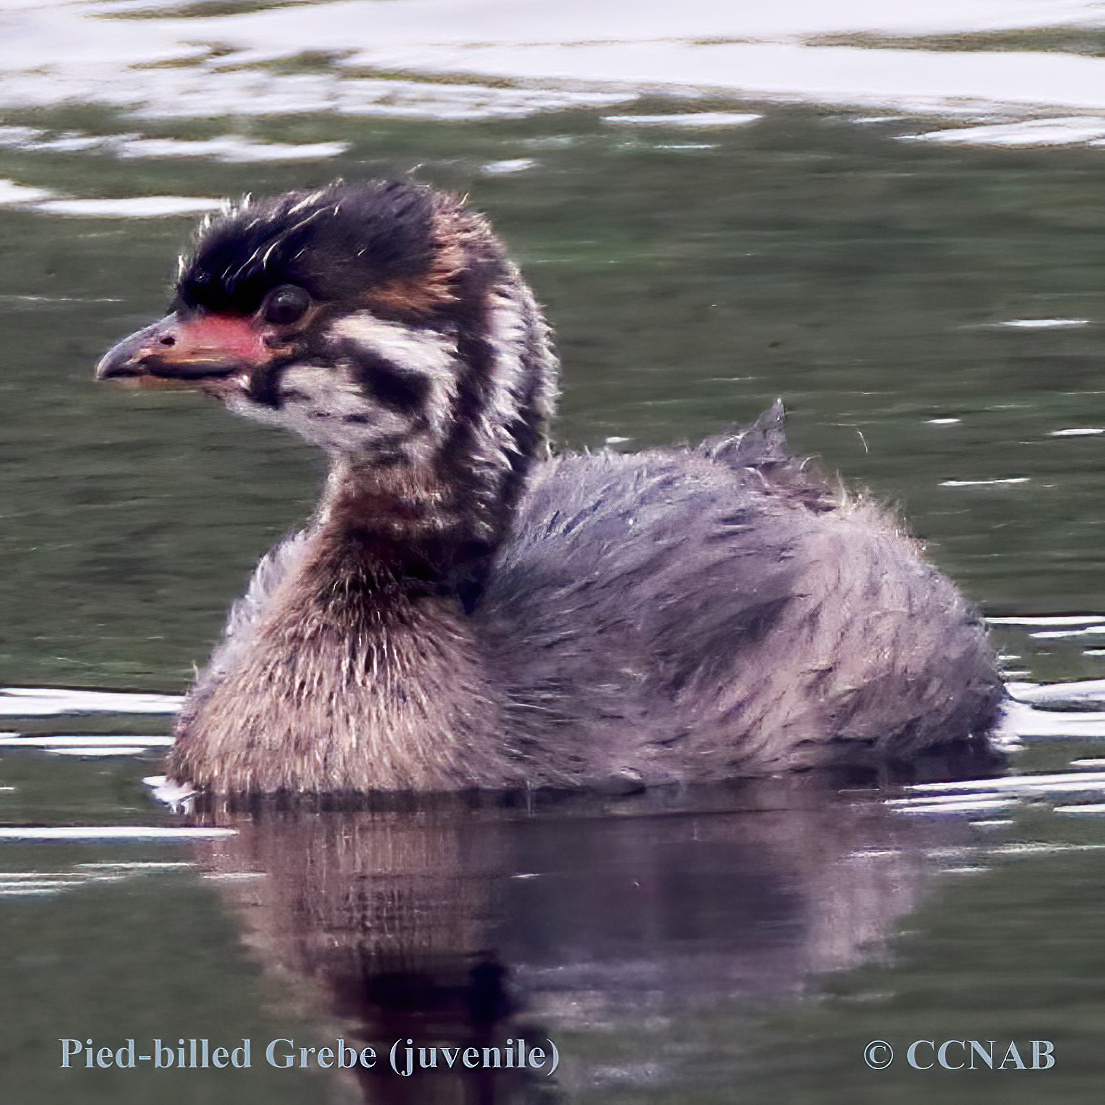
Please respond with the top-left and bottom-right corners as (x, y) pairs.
(322, 460), (451, 544)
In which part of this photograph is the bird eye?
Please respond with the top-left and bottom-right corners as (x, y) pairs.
(262, 285), (311, 326)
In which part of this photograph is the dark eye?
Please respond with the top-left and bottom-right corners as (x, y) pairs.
(262, 285), (311, 326)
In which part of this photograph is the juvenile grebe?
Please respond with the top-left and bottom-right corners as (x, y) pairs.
(97, 181), (1001, 793)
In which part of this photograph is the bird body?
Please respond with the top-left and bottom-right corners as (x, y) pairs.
(97, 181), (1001, 794)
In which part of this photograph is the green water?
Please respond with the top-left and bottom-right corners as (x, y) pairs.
(2, 77), (1105, 1105)
(4, 102), (1105, 691)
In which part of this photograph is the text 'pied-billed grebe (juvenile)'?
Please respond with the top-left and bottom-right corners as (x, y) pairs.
(97, 181), (1002, 794)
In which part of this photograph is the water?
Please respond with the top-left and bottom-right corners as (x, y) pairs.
(4, 2), (1105, 1102)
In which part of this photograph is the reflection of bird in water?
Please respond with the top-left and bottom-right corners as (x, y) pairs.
(97, 180), (1001, 794)
(192, 778), (981, 1103)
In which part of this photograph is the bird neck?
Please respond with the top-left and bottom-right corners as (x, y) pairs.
(318, 452), (502, 605)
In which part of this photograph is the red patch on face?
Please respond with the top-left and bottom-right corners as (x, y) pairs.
(176, 314), (269, 364)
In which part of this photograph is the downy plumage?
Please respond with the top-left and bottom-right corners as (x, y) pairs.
(97, 180), (1002, 793)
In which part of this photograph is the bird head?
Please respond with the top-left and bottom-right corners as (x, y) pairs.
(97, 180), (558, 561)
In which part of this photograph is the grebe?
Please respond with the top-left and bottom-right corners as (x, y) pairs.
(97, 180), (1001, 793)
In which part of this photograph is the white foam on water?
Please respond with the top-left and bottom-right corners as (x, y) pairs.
(910, 769), (1105, 794)
(47, 747), (157, 756)
(217, 0), (1105, 48)
(113, 135), (349, 161)
(989, 616), (1105, 627)
(994, 317), (1092, 328)
(75, 861), (193, 869)
(602, 113), (762, 127)
(143, 775), (198, 810)
(996, 701), (1105, 739)
(0, 127), (349, 161)
(0, 826), (234, 841)
(481, 158), (537, 174)
(901, 117), (1105, 146)
(0, 860), (195, 897)
(35, 196), (224, 217)
(0, 294), (122, 304)
(0, 885), (74, 896)
(894, 797), (1019, 815)
(0, 688), (183, 717)
(940, 477), (1030, 486)
(1030, 626), (1105, 639)
(2, 1), (1105, 123)
(337, 41), (1105, 119)
(334, 81), (635, 121)
(0, 180), (225, 220)
(0, 872), (85, 881)
(990, 840), (1105, 854)
(891, 763), (1105, 818)
(0, 179), (55, 205)
(0, 736), (174, 747)
(0, 877), (114, 891)
(13, 67), (639, 122)
(891, 791), (1022, 806)
(1007, 678), (1105, 707)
